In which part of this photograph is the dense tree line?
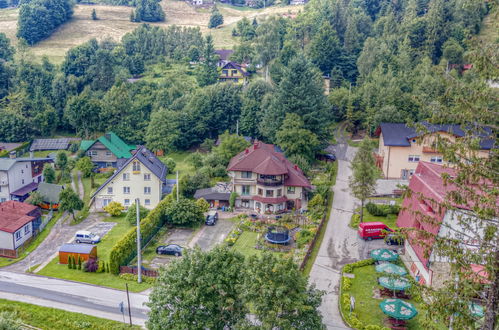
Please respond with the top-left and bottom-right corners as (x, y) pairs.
(131, 0), (165, 22)
(17, 0), (74, 45)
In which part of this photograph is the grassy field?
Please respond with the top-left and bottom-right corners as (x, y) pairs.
(37, 214), (152, 292)
(231, 231), (262, 257)
(160, 151), (195, 179)
(478, 5), (498, 45)
(0, 0), (303, 63)
(0, 299), (140, 329)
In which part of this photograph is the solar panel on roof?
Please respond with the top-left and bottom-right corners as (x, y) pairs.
(30, 138), (71, 151)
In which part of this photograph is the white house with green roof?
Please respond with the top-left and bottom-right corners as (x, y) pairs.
(80, 132), (136, 171)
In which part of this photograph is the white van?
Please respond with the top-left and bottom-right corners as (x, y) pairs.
(75, 230), (101, 244)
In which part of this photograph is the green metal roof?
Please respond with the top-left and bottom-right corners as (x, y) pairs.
(80, 132), (135, 159)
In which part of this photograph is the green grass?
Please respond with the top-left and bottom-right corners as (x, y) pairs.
(160, 151), (195, 179)
(37, 214), (152, 292)
(350, 206), (399, 230)
(0, 298), (139, 329)
(231, 231), (262, 257)
(0, 211), (64, 268)
(33, 150), (72, 158)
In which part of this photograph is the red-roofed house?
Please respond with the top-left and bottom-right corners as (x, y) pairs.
(227, 141), (311, 214)
(397, 162), (490, 288)
(0, 201), (41, 258)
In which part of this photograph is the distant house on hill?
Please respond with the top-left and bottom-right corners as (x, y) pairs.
(80, 132), (136, 171)
(190, 0), (214, 6)
(219, 61), (249, 84)
(214, 49), (234, 67)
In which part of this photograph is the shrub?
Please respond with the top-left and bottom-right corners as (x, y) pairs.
(69, 142), (79, 153)
(67, 255), (72, 269)
(77, 255), (82, 270)
(104, 201), (124, 216)
(229, 192), (237, 209)
(163, 158), (176, 174)
(342, 277), (352, 291)
(343, 258), (374, 273)
(119, 273), (156, 284)
(125, 203), (149, 225)
(388, 204), (400, 215)
(296, 229), (314, 248)
(366, 202), (388, 216)
(83, 259), (98, 272)
(351, 213), (360, 228)
(195, 198), (210, 213)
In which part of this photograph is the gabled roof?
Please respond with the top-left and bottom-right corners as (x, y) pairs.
(38, 183), (64, 204)
(0, 157), (53, 171)
(80, 132), (136, 159)
(91, 147), (168, 198)
(0, 201), (39, 233)
(227, 142), (311, 188)
(221, 62), (250, 77)
(378, 122), (494, 149)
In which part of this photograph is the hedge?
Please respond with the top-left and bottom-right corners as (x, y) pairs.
(343, 258), (374, 273)
(365, 203), (400, 217)
(0, 142), (30, 158)
(109, 194), (174, 274)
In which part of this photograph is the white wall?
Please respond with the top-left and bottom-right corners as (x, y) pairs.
(0, 170), (9, 201)
(13, 222), (33, 249)
(0, 230), (14, 250)
(7, 162), (35, 194)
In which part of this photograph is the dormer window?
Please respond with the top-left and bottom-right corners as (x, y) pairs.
(132, 161), (141, 172)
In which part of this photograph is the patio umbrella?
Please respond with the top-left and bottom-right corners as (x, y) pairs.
(379, 276), (411, 291)
(379, 299), (418, 320)
(469, 302), (484, 318)
(370, 249), (399, 261)
(376, 263), (408, 276)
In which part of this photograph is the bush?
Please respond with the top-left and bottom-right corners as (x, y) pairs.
(119, 273), (156, 284)
(342, 277), (352, 291)
(366, 202), (388, 216)
(351, 213), (360, 228)
(104, 201), (124, 216)
(296, 229), (314, 248)
(195, 198), (210, 213)
(83, 259), (98, 272)
(125, 203), (149, 225)
(163, 158), (176, 174)
(69, 142), (79, 153)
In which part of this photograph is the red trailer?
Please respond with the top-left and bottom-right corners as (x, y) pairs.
(358, 222), (393, 240)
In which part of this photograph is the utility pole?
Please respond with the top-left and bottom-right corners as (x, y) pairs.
(176, 170), (179, 202)
(136, 198), (142, 284)
(126, 283), (132, 326)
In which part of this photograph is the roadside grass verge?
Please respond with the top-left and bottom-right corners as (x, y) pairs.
(37, 214), (152, 292)
(0, 211), (64, 268)
(350, 207), (398, 230)
(0, 298), (140, 329)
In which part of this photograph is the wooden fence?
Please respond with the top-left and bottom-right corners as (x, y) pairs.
(299, 212), (328, 271)
(120, 266), (158, 278)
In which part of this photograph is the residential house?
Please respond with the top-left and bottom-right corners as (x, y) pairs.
(375, 123), (493, 179)
(0, 142), (23, 156)
(37, 182), (64, 210)
(396, 162), (491, 288)
(215, 49), (234, 67)
(0, 201), (42, 258)
(227, 141), (311, 213)
(80, 132), (136, 171)
(0, 157), (53, 202)
(219, 62), (249, 84)
(190, 0), (214, 6)
(91, 147), (168, 210)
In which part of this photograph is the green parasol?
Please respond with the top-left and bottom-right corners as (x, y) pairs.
(376, 262), (408, 276)
(379, 299), (418, 320)
(379, 276), (411, 291)
(370, 249), (399, 261)
(469, 302), (484, 318)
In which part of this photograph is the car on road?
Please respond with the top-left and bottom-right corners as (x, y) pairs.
(385, 234), (404, 246)
(205, 211), (218, 226)
(156, 244), (183, 256)
(75, 230), (101, 244)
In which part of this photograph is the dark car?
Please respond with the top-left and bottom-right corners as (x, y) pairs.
(156, 244), (183, 256)
(205, 211), (218, 226)
(385, 234), (404, 246)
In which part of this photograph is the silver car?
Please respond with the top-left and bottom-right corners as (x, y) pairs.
(75, 230), (101, 244)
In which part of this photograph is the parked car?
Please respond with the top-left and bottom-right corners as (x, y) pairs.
(156, 244), (183, 256)
(358, 222), (393, 241)
(385, 234), (404, 246)
(75, 230), (101, 244)
(205, 211), (218, 226)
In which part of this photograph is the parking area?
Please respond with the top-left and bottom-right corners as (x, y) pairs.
(71, 222), (116, 243)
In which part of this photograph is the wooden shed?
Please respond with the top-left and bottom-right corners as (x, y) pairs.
(58, 244), (97, 264)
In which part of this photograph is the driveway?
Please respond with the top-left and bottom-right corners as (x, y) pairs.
(189, 218), (235, 251)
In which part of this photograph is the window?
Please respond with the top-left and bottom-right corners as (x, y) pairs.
(222, 69), (228, 76)
(24, 225), (30, 235)
(103, 199), (111, 206)
(412, 139), (416, 143)
(124, 199), (130, 206)
(123, 173), (130, 181)
(145, 199), (150, 206)
(0, 186), (2, 192)
(15, 231), (21, 241)
(241, 171), (252, 179)
(144, 173), (151, 181)
(88, 150), (97, 156)
(0, 198), (5, 202)
(123, 187), (130, 194)
(277, 189), (282, 197)
(107, 187), (113, 194)
(106, 151), (112, 156)
(408, 155), (420, 162)
(26, 164), (28, 168)
(144, 187), (151, 195)
(266, 190), (274, 197)
(241, 185), (250, 196)
(106, 162), (113, 168)
(258, 188), (263, 196)
(21, 169), (23, 174)
(22, 179), (24, 185)
(430, 156), (443, 163)
(287, 186), (295, 194)
(255, 202), (261, 210)
(241, 200), (249, 208)
(132, 161), (141, 172)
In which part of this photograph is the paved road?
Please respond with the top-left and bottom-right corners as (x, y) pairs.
(0, 271), (149, 326)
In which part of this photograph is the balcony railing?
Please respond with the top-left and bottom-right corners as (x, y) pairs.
(257, 179), (284, 187)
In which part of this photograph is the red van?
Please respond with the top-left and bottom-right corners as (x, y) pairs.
(358, 222), (393, 240)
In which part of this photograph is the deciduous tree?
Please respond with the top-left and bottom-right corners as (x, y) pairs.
(59, 188), (84, 221)
(42, 163), (56, 184)
(165, 198), (204, 226)
(276, 113), (320, 162)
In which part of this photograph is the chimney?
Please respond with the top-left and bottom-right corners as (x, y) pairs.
(9, 151), (16, 159)
(105, 133), (111, 141)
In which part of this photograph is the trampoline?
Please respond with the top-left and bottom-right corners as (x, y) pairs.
(264, 226), (291, 244)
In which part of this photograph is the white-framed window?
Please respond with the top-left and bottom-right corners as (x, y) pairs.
(144, 187), (151, 195)
(24, 225), (30, 234)
(277, 189), (282, 197)
(107, 187), (113, 194)
(103, 199), (111, 206)
(124, 199), (130, 206)
(144, 173), (151, 181)
(408, 155), (420, 162)
(241, 185), (250, 195)
(265, 190), (274, 197)
(123, 187), (130, 194)
(88, 150), (97, 156)
(144, 199), (150, 206)
(241, 171), (252, 179)
(106, 151), (112, 156)
(123, 173), (130, 181)
(430, 156), (443, 163)
(15, 231), (21, 241)
(241, 200), (250, 208)
(22, 179), (24, 184)
(287, 186), (295, 194)
(132, 161), (141, 172)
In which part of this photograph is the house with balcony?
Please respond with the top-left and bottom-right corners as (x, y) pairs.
(375, 122), (493, 179)
(227, 141), (311, 214)
(0, 157), (53, 202)
(80, 132), (136, 171)
(91, 147), (167, 210)
(219, 62), (249, 84)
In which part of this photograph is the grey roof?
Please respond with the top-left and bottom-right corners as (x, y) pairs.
(30, 138), (71, 151)
(379, 122), (494, 149)
(59, 243), (96, 254)
(0, 157), (53, 171)
(194, 188), (231, 201)
(91, 147), (168, 198)
(215, 49), (234, 61)
(0, 143), (22, 152)
(38, 183), (64, 204)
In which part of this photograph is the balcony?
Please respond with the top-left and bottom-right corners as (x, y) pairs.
(257, 178), (284, 187)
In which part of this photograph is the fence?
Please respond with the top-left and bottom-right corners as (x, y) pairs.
(38, 211), (53, 232)
(299, 211), (328, 271)
(120, 266), (158, 278)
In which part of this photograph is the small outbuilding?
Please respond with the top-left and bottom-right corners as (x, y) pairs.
(58, 244), (97, 264)
(37, 182), (64, 210)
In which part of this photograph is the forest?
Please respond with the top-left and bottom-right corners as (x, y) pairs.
(0, 0), (497, 166)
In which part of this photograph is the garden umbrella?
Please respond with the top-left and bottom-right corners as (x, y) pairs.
(370, 249), (399, 261)
(469, 302), (484, 318)
(378, 276), (411, 291)
(379, 299), (418, 320)
(376, 262), (408, 276)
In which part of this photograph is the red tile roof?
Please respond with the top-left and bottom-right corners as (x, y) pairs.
(228, 142), (311, 188)
(0, 201), (38, 233)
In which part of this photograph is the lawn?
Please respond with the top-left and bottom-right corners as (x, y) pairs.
(160, 151), (195, 179)
(37, 214), (152, 292)
(350, 207), (399, 229)
(0, 298), (140, 329)
(0, 211), (64, 268)
(231, 231), (262, 258)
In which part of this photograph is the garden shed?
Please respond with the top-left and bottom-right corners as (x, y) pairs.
(58, 244), (97, 264)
